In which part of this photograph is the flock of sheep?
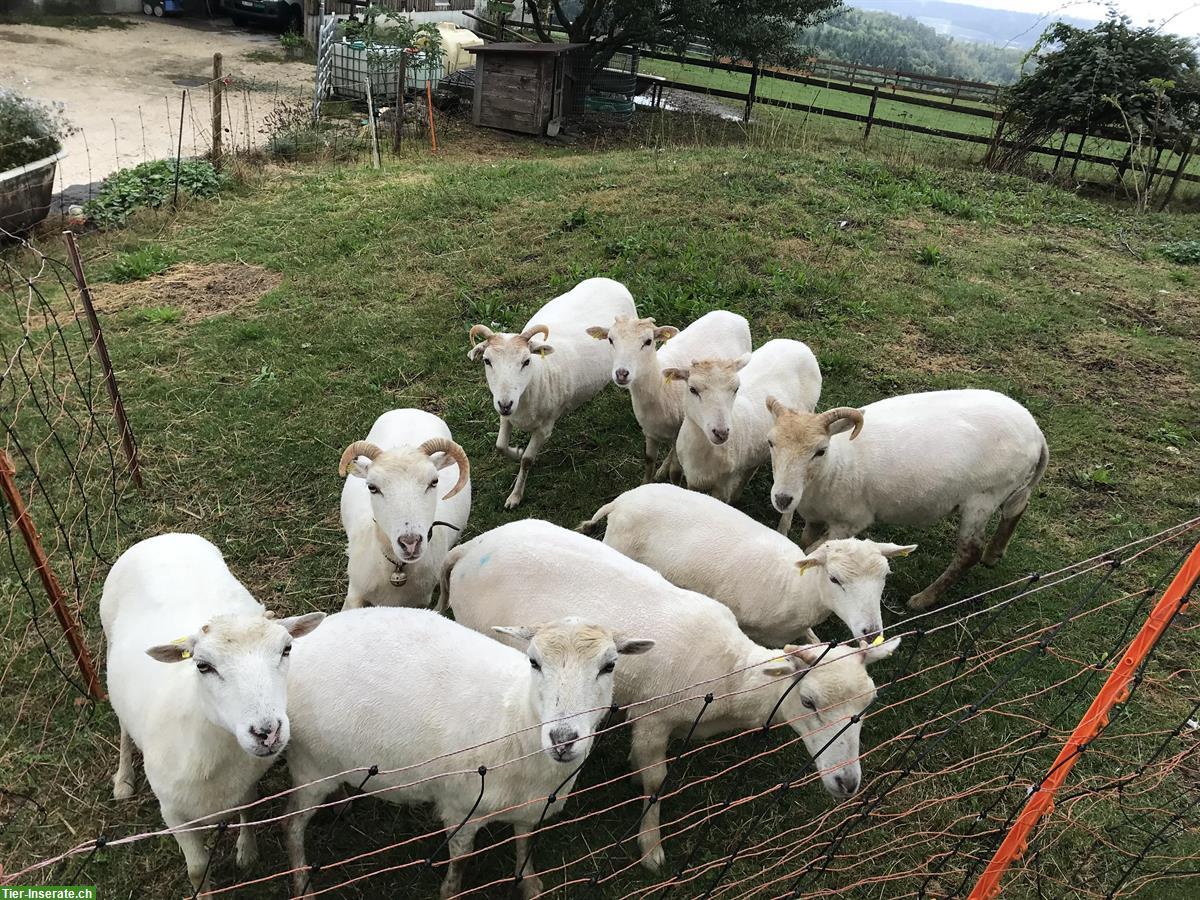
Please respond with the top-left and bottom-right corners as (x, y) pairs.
(100, 277), (1049, 897)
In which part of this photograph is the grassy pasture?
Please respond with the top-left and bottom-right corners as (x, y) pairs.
(2, 121), (1199, 898)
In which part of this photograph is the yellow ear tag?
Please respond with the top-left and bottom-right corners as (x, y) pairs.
(871, 634), (886, 647)
(170, 636), (192, 659)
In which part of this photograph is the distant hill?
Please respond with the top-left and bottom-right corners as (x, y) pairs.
(798, 6), (1031, 84)
(846, 0), (1098, 50)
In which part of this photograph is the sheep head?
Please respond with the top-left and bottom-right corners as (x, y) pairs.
(767, 403), (864, 515)
(467, 323), (554, 418)
(588, 315), (679, 387)
(663, 354), (751, 446)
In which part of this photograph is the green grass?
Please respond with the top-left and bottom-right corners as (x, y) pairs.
(101, 246), (177, 283)
(2, 125), (1199, 898)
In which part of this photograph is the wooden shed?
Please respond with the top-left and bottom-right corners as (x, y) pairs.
(467, 42), (587, 136)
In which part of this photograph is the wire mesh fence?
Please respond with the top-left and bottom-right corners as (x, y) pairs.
(1, 494), (1196, 897)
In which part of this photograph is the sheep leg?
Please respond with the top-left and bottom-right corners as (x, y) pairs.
(167, 812), (212, 896)
(496, 417), (522, 462)
(799, 521), (825, 550)
(112, 724), (136, 800)
(505, 426), (551, 509)
(513, 823), (544, 900)
(642, 436), (661, 484)
(982, 502), (1029, 567)
(439, 821), (480, 900)
(236, 789), (259, 869)
(285, 781), (337, 899)
(909, 505), (989, 611)
(629, 729), (671, 872)
(652, 446), (676, 482)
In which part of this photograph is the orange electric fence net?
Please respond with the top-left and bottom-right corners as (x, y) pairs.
(2, 509), (1197, 899)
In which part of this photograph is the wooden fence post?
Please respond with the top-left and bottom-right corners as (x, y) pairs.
(863, 85), (879, 143)
(0, 448), (105, 700)
(1051, 132), (1069, 174)
(744, 62), (759, 124)
(1069, 132), (1087, 179)
(62, 232), (144, 491)
(212, 52), (224, 169)
(393, 55), (406, 153)
(1158, 139), (1193, 212)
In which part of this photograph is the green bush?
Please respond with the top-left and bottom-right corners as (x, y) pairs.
(0, 90), (74, 171)
(1160, 240), (1200, 265)
(104, 246), (177, 282)
(84, 159), (224, 228)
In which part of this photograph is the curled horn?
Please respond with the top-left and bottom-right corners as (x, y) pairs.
(339, 441), (383, 477)
(519, 324), (550, 344)
(820, 407), (865, 440)
(469, 324), (494, 345)
(419, 437), (470, 499)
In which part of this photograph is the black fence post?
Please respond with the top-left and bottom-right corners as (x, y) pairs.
(744, 61), (759, 124)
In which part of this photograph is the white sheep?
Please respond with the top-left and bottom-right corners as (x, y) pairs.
(468, 277), (636, 508)
(339, 408), (470, 610)
(766, 388), (1049, 611)
(441, 520), (897, 871)
(667, 339), (821, 515)
(101, 533), (324, 893)
(585, 311), (752, 483)
(579, 482), (916, 645)
(283, 607), (653, 899)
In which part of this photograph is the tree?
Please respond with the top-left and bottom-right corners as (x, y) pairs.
(987, 13), (1200, 182)
(526, 0), (842, 74)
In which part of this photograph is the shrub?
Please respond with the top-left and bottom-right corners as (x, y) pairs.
(104, 246), (177, 282)
(1160, 240), (1200, 265)
(84, 160), (224, 227)
(0, 90), (74, 171)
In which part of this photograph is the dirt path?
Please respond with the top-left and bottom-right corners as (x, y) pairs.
(0, 17), (312, 192)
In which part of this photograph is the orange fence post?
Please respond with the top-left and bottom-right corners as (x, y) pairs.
(0, 448), (105, 700)
(968, 540), (1200, 899)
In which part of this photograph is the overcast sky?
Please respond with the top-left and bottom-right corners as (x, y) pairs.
(943, 1), (1200, 36)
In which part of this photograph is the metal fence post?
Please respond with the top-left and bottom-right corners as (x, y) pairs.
(0, 448), (105, 700)
(62, 232), (144, 491)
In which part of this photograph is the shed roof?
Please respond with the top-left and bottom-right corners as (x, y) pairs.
(467, 41), (588, 55)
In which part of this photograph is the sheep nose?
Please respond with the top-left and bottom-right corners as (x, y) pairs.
(710, 427), (729, 444)
(773, 492), (794, 511)
(834, 773), (859, 796)
(249, 719), (282, 748)
(397, 534), (423, 560)
(614, 368), (630, 385)
(549, 726), (580, 759)
(498, 400), (514, 416)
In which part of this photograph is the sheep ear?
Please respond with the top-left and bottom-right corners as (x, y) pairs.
(876, 543), (917, 559)
(828, 418), (858, 436)
(348, 457), (373, 479)
(760, 656), (797, 679)
(430, 451), (456, 470)
(586, 326), (609, 340)
(662, 367), (689, 382)
(494, 625), (540, 644)
(861, 634), (902, 664)
(615, 637), (655, 656)
(146, 636), (195, 663)
(795, 557), (823, 574)
(467, 344), (486, 362)
(653, 326), (679, 343)
(734, 352), (752, 371)
(532, 342), (554, 357)
(279, 612), (325, 639)
(766, 395), (785, 418)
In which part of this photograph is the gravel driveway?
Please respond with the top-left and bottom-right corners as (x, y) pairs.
(0, 16), (313, 194)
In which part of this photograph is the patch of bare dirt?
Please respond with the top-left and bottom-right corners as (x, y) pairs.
(94, 263), (281, 324)
(1063, 330), (1194, 400)
(885, 325), (977, 376)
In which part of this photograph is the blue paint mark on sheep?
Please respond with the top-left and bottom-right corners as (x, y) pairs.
(478, 553), (492, 570)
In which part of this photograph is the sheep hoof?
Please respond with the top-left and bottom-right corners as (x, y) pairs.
(236, 831), (259, 868)
(907, 590), (939, 612)
(638, 842), (666, 872)
(112, 776), (135, 800)
(518, 874), (544, 899)
(981, 550), (1004, 567)
(504, 492), (523, 510)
